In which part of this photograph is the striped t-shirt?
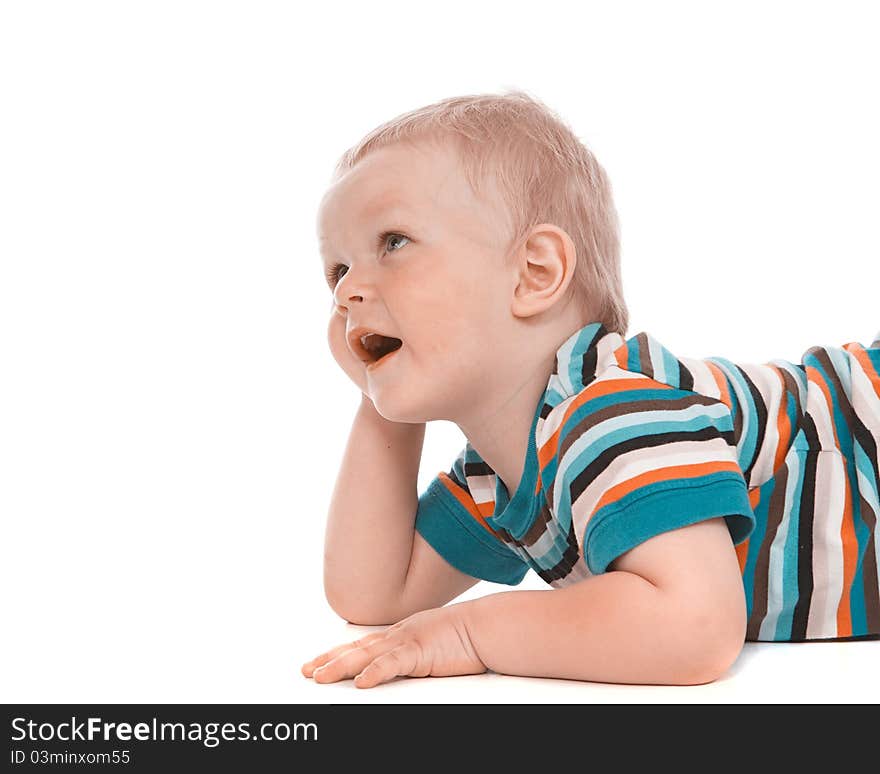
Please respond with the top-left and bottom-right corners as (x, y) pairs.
(414, 321), (880, 642)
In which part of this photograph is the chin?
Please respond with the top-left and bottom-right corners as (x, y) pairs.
(369, 392), (439, 424)
(371, 403), (431, 424)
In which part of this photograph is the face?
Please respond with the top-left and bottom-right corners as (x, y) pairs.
(316, 141), (517, 423)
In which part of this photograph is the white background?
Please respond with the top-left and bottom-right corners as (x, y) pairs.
(1, 0), (877, 703)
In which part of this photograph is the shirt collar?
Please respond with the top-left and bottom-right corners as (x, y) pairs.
(480, 321), (626, 537)
(465, 322), (624, 538)
(545, 321), (625, 402)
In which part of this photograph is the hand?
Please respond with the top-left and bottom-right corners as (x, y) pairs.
(327, 302), (370, 398)
(301, 605), (487, 689)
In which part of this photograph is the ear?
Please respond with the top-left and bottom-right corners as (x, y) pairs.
(510, 223), (577, 318)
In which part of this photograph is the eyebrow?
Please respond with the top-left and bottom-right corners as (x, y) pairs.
(318, 200), (414, 254)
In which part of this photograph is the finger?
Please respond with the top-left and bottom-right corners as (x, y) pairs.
(354, 644), (419, 689)
(312, 637), (397, 684)
(301, 632), (385, 677)
(302, 635), (378, 676)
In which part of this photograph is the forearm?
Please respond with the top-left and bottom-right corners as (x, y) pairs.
(460, 571), (741, 686)
(323, 394), (426, 622)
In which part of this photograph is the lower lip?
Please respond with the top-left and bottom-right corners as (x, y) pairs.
(366, 346), (403, 372)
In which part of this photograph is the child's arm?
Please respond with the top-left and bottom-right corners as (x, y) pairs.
(303, 516), (746, 687)
(463, 516), (746, 685)
(323, 394), (479, 624)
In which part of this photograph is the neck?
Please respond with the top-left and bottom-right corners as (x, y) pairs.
(454, 349), (556, 498)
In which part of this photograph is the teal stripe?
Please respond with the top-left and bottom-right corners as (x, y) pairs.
(849, 442), (870, 635)
(583, 476), (755, 574)
(414, 478), (528, 585)
(544, 385), (568, 407)
(740, 479), (771, 623)
(660, 343), (680, 388)
(625, 339), (641, 373)
(567, 325), (601, 392)
(558, 385), (690, 442)
(773, 455), (806, 641)
(560, 400), (731, 468)
(708, 356), (760, 476)
(531, 529), (571, 568)
(803, 349), (854, 457)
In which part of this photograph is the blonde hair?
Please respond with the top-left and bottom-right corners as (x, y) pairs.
(331, 89), (628, 337)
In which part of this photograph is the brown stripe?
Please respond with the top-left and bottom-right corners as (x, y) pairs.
(736, 365), (770, 485)
(556, 392), (725, 463)
(858, 491), (880, 634)
(746, 459), (790, 641)
(776, 363), (805, 418)
(775, 363), (806, 444)
(520, 498), (553, 547)
(811, 348), (861, 447)
(513, 498), (580, 583)
(637, 333), (654, 379)
(790, 450), (818, 640)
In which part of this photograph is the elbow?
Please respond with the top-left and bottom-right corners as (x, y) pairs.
(679, 636), (744, 685)
(675, 601), (747, 685)
(323, 582), (400, 626)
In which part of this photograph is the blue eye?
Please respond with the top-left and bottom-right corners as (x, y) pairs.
(377, 231), (410, 252)
(324, 232), (410, 289)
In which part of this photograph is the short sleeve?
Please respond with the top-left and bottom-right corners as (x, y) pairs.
(557, 380), (756, 575)
(414, 447), (530, 585)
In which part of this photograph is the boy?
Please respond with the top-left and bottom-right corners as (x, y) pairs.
(302, 91), (880, 689)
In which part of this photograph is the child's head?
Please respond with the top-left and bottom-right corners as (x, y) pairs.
(317, 90), (628, 423)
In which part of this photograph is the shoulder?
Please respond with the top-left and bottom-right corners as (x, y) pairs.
(536, 362), (738, 484)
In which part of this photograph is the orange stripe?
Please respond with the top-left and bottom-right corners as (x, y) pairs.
(804, 364), (856, 635)
(805, 365), (843, 449)
(844, 342), (880, 399)
(537, 377), (673, 470)
(704, 360), (733, 410)
(437, 472), (504, 539)
(771, 366), (793, 472)
(836, 463), (857, 637)
(593, 459), (743, 512)
(736, 489), (762, 573)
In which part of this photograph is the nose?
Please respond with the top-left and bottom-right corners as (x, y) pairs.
(332, 270), (366, 311)
(332, 290), (363, 315)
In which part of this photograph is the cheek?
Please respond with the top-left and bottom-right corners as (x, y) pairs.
(397, 263), (500, 354)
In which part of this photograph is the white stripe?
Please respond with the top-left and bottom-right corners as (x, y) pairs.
(804, 370), (839, 450)
(646, 334), (667, 384)
(600, 365), (645, 381)
(769, 358), (808, 413)
(550, 560), (592, 588)
(849, 357), (880, 444)
(855, 461), (880, 618)
(806, 451), (846, 639)
(567, 439), (739, 547)
(535, 368), (646, 451)
(828, 346), (853, 395)
(527, 516), (567, 560)
(712, 358), (755, 469)
(680, 356), (723, 401)
(596, 331), (624, 368)
(555, 335), (578, 396)
(545, 373), (568, 401)
(758, 450), (802, 640)
(536, 393), (577, 450)
(467, 472), (496, 508)
(554, 400), (733, 517)
(737, 362), (786, 487)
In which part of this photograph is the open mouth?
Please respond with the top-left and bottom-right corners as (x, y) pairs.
(361, 333), (403, 367)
